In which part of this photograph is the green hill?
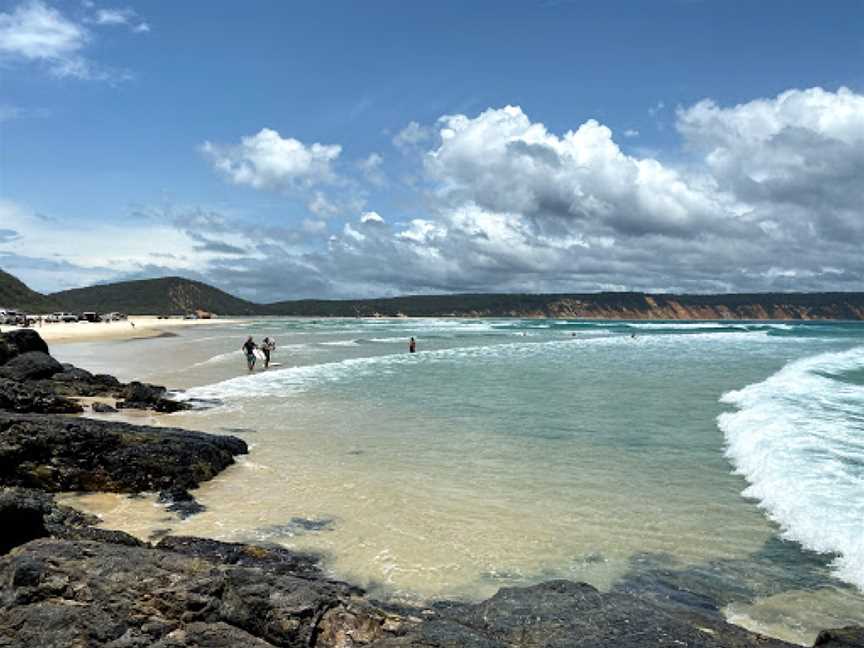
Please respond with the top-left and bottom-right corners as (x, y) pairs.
(0, 269), (63, 312)
(3, 268), (864, 320)
(51, 276), (262, 316)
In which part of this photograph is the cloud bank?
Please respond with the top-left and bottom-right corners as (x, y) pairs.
(4, 86), (864, 299)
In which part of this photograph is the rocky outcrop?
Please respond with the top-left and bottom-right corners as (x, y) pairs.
(0, 351), (63, 382)
(375, 580), (802, 648)
(42, 363), (124, 398)
(2, 493), (863, 648)
(0, 412), (247, 493)
(815, 627), (864, 647)
(0, 329), (49, 365)
(0, 378), (83, 414)
(4, 531), (861, 648)
(117, 380), (192, 413)
(0, 536), (411, 648)
(0, 330), (192, 414)
(0, 488), (142, 554)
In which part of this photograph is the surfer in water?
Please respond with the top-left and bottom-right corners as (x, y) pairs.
(241, 336), (257, 372)
(409, 337), (416, 353)
(261, 337), (276, 368)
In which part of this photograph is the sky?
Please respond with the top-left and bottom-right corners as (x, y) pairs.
(1, 0), (863, 301)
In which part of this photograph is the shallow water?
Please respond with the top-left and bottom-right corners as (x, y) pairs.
(55, 318), (864, 644)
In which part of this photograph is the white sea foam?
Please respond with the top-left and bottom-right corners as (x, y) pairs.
(190, 344), (314, 368)
(191, 350), (243, 367)
(718, 346), (864, 590)
(184, 329), (777, 402)
(624, 322), (793, 331)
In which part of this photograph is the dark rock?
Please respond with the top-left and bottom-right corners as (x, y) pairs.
(117, 381), (192, 412)
(816, 627), (864, 647)
(0, 378), (83, 414)
(0, 330), (49, 366)
(117, 397), (193, 413)
(123, 381), (167, 403)
(158, 488), (206, 519)
(0, 488), (141, 553)
(91, 402), (117, 413)
(52, 364), (94, 382)
(37, 367), (125, 399)
(0, 538), (409, 647)
(156, 536), (325, 581)
(0, 412), (247, 493)
(376, 580), (798, 648)
(0, 351), (64, 382)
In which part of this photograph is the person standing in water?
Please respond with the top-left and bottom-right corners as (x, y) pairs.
(261, 336), (276, 368)
(241, 336), (258, 371)
(409, 337), (416, 353)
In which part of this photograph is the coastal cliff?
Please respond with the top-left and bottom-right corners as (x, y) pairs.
(4, 269), (864, 320)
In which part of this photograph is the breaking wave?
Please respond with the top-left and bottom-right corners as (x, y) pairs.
(719, 346), (864, 590)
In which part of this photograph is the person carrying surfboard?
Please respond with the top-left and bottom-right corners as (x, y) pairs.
(241, 336), (258, 372)
(261, 337), (276, 368)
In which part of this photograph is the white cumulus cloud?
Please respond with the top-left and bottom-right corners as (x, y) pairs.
(0, 0), (145, 79)
(202, 128), (342, 191)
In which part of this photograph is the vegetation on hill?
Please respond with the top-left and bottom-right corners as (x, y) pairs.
(51, 277), (261, 316)
(0, 269), (63, 312)
(3, 269), (864, 320)
(264, 291), (864, 320)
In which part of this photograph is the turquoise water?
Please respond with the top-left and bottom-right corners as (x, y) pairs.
(56, 318), (864, 643)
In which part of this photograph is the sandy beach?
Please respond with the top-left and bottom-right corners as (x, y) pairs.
(3, 316), (243, 344)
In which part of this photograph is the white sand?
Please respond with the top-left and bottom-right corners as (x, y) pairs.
(4, 316), (243, 344)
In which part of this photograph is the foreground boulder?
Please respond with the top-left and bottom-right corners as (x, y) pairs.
(4, 535), (860, 648)
(0, 412), (247, 492)
(375, 580), (801, 648)
(0, 537), (410, 648)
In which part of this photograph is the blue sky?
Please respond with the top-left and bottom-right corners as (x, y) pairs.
(2, 1), (863, 300)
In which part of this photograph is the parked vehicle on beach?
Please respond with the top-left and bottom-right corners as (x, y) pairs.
(54, 312), (79, 322)
(104, 312), (127, 321)
(0, 309), (26, 325)
(81, 312), (101, 322)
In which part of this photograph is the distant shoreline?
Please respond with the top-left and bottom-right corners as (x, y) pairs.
(3, 316), (243, 344)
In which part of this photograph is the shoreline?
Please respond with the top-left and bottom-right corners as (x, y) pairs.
(3, 316), (244, 344)
(2, 328), (863, 646)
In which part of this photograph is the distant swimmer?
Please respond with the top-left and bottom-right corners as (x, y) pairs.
(261, 336), (276, 368)
(242, 336), (258, 371)
(409, 337), (416, 353)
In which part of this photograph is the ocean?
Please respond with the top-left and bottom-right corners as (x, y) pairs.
(54, 318), (864, 644)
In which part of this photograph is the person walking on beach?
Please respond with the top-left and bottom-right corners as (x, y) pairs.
(409, 337), (416, 353)
(261, 336), (276, 368)
(242, 336), (258, 371)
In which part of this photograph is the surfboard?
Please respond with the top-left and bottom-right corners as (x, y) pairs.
(268, 362), (282, 367)
(253, 349), (266, 361)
